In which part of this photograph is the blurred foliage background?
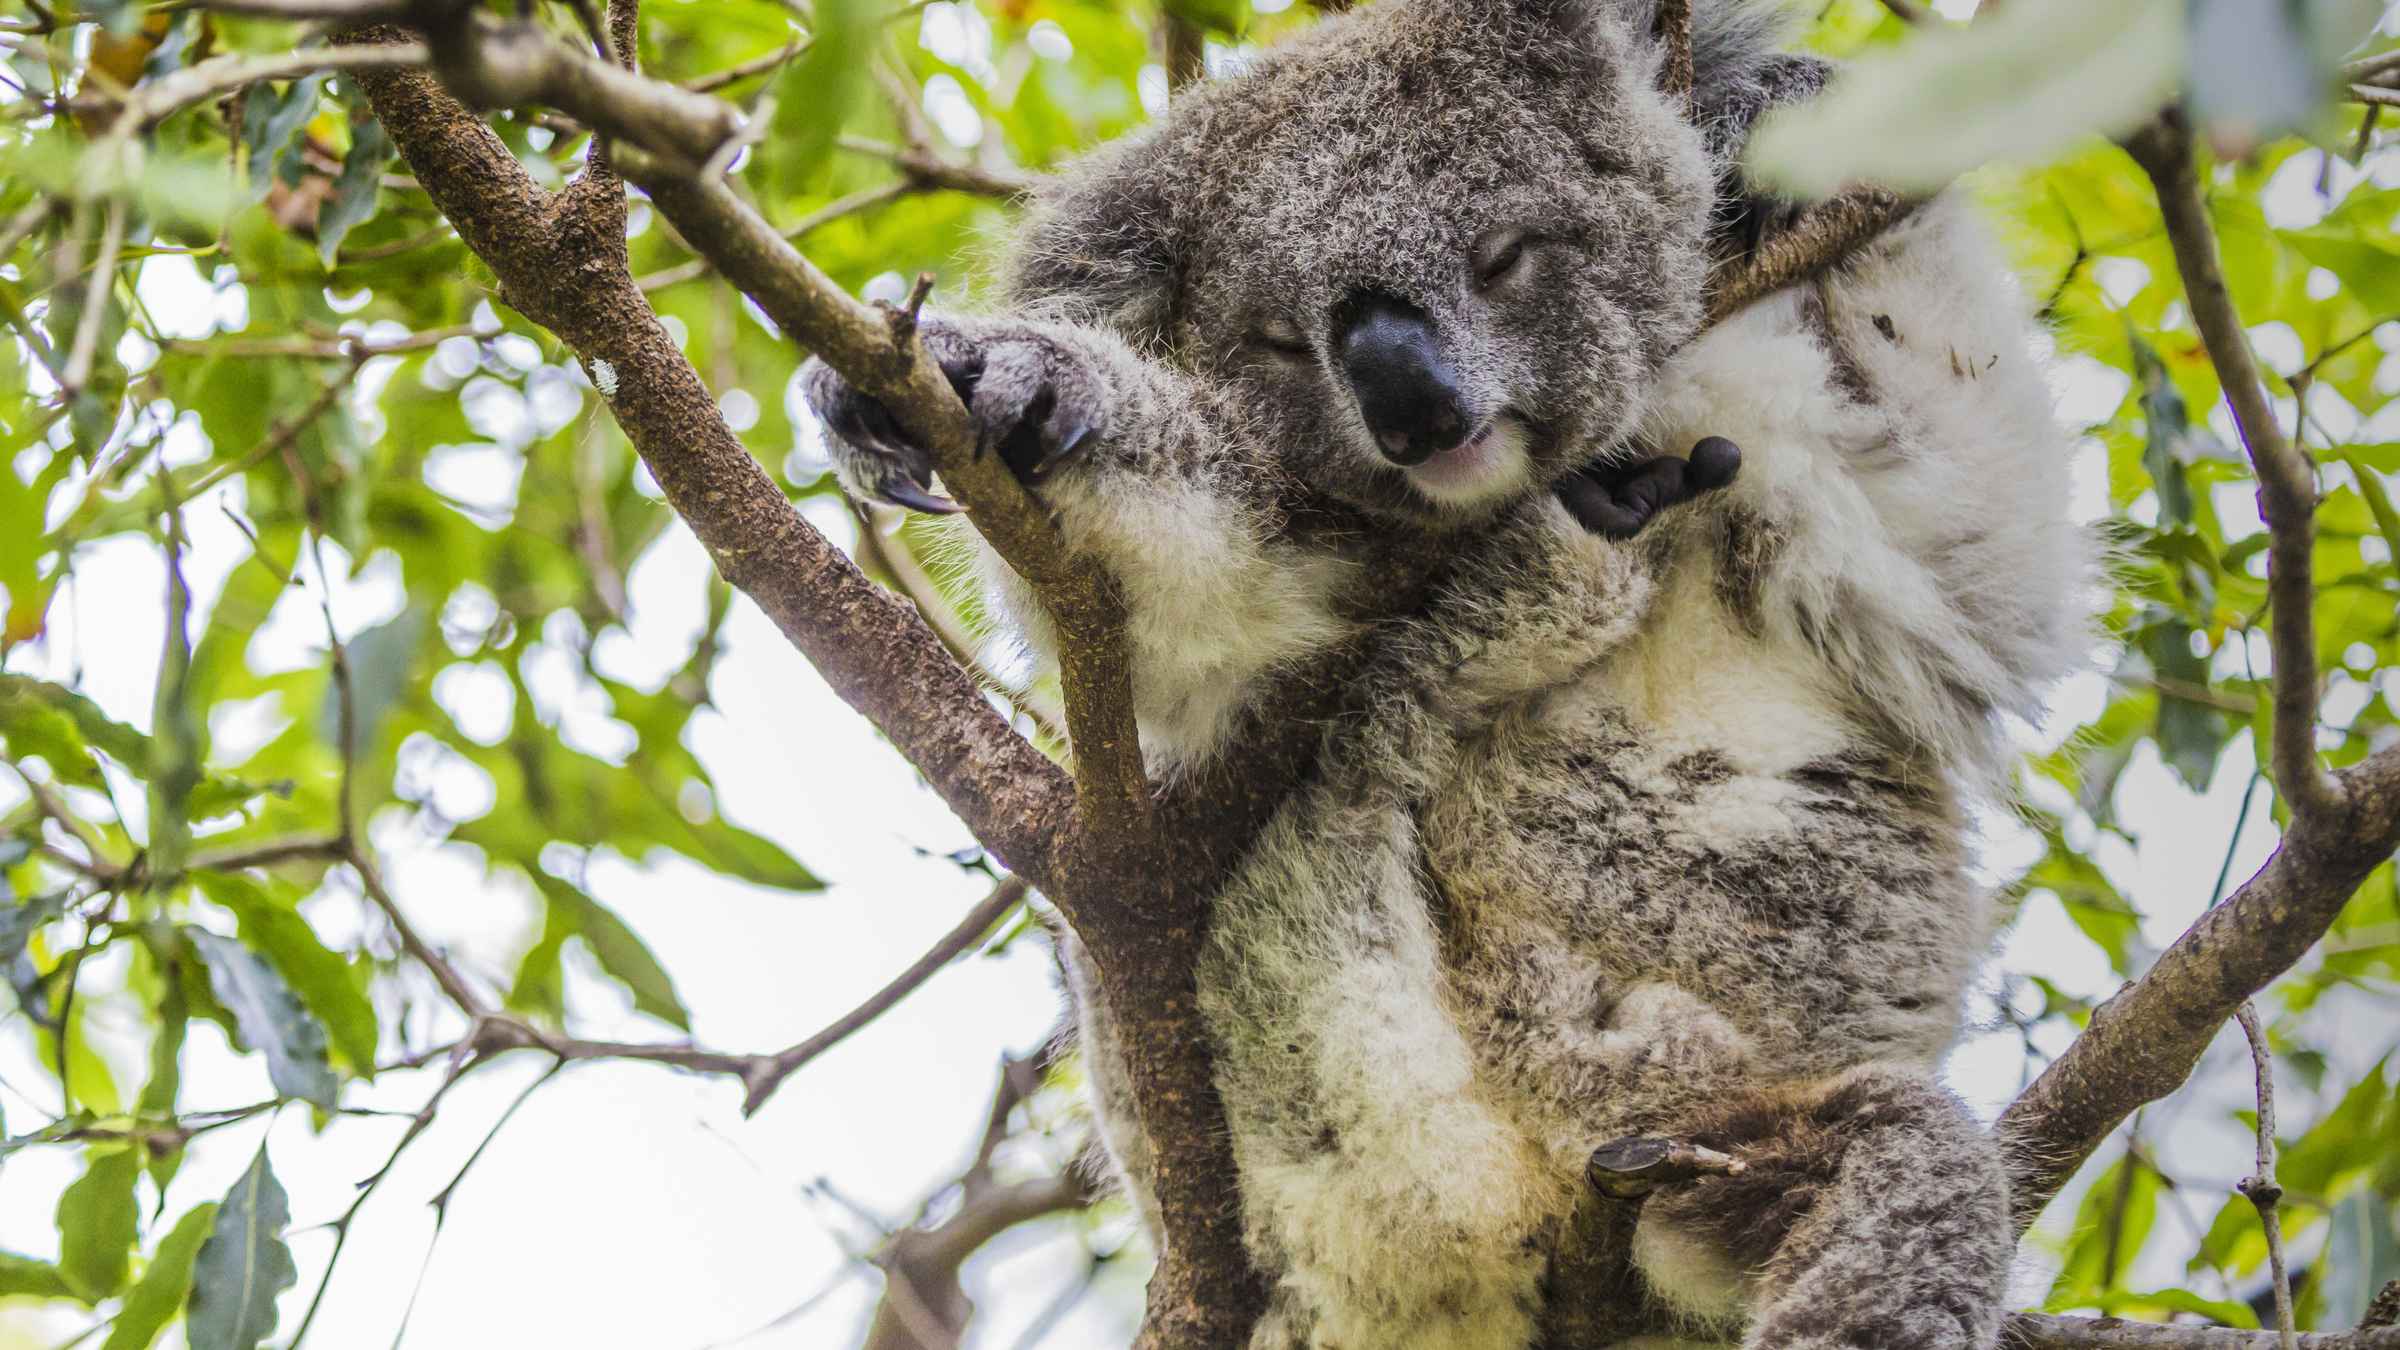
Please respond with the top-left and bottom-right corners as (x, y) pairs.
(0, 0), (2393, 1345)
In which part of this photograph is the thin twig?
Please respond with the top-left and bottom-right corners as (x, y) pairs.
(641, 179), (910, 292)
(182, 346), (371, 499)
(0, 198), (53, 264)
(163, 321), (492, 360)
(108, 43), (430, 135)
(349, 848), (492, 1016)
(834, 135), (1035, 198)
(7, 763), (117, 873)
(2345, 50), (2400, 86)
(848, 503), (1067, 745)
(2234, 1004), (2299, 1350)
(683, 36), (806, 93)
(737, 874), (1027, 1113)
(59, 197), (125, 397)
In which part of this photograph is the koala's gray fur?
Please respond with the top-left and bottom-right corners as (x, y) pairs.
(802, 0), (2091, 1345)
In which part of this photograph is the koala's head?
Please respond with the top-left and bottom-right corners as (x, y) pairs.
(1005, 0), (1795, 528)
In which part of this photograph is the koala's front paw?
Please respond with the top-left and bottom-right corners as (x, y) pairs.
(963, 326), (1110, 485)
(1556, 436), (1741, 540)
(800, 318), (1110, 514)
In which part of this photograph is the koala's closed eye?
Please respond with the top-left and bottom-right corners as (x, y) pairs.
(1252, 315), (1312, 356)
(1473, 230), (1531, 288)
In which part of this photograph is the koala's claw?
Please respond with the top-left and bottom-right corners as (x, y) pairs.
(969, 337), (1110, 484)
(802, 320), (1107, 512)
(878, 478), (962, 516)
(1556, 435), (1742, 540)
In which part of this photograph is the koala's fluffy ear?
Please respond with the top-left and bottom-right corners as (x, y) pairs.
(1001, 142), (1182, 351)
(1577, 0), (1830, 249)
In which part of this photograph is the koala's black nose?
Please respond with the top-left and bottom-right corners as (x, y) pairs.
(1337, 298), (1469, 466)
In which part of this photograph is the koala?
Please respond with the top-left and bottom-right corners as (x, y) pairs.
(802, 0), (2090, 1346)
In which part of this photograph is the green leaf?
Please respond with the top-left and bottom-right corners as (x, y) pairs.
(2140, 617), (2230, 794)
(317, 112), (392, 266)
(0, 880), (69, 970)
(0, 674), (150, 789)
(1750, 0), (2183, 195)
(320, 605), (425, 761)
(532, 873), (690, 1031)
(148, 527), (201, 881)
(56, 1146), (141, 1300)
(0, 449), (58, 648)
(2188, 0), (2378, 148)
(2048, 1152), (2162, 1303)
(764, 0), (869, 196)
(2343, 453), (2400, 570)
(2130, 332), (2203, 530)
(185, 1145), (296, 1350)
(239, 76), (323, 202)
(507, 897), (570, 1024)
(136, 962), (189, 1196)
(195, 874), (379, 1074)
(0, 1250), (81, 1301)
(187, 929), (338, 1110)
(102, 1203), (218, 1350)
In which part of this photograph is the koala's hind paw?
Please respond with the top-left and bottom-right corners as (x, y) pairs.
(800, 318), (1111, 512)
(1555, 436), (1741, 540)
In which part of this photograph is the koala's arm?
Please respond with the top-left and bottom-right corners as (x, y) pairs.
(803, 314), (1347, 772)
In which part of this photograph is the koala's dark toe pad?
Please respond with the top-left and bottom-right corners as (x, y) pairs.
(1556, 438), (1743, 540)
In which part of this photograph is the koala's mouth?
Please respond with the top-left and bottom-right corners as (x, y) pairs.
(1405, 415), (1531, 507)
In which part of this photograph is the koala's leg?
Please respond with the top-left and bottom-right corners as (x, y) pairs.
(1201, 798), (1555, 1350)
(1632, 1066), (2012, 1350)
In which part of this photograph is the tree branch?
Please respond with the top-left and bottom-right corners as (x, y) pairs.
(1707, 187), (1915, 324)
(1995, 111), (2400, 1228)
(835, 135), (1036, 198)
(1998, 742), (2400, 1226)
(612, 156), (1150, 837)
(2121, 112), (2336, 819)
(2002, 1317), (2400, 1349)
(340, 28), (1072, 888)
(1654, 0), (1693, 107)
(1164, 14), (1205, 93)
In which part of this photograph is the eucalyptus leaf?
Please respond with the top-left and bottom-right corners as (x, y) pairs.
(102, 1203), (218, 1350)
(195, 873), (379, 1074)
(187, 929), (339, 1110)
(184, 1145), (295, 1350)
(55, 1147), (140, 1301)
(1749, 0), (2184, 195)
(320, 605), (425, 762)
(533, 873), (691, 1031)
(318, 114), (393, 266)
(0, 1249), (79, 1301)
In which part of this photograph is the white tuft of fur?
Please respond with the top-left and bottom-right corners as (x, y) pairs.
(1639, 192), (2094, 798)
